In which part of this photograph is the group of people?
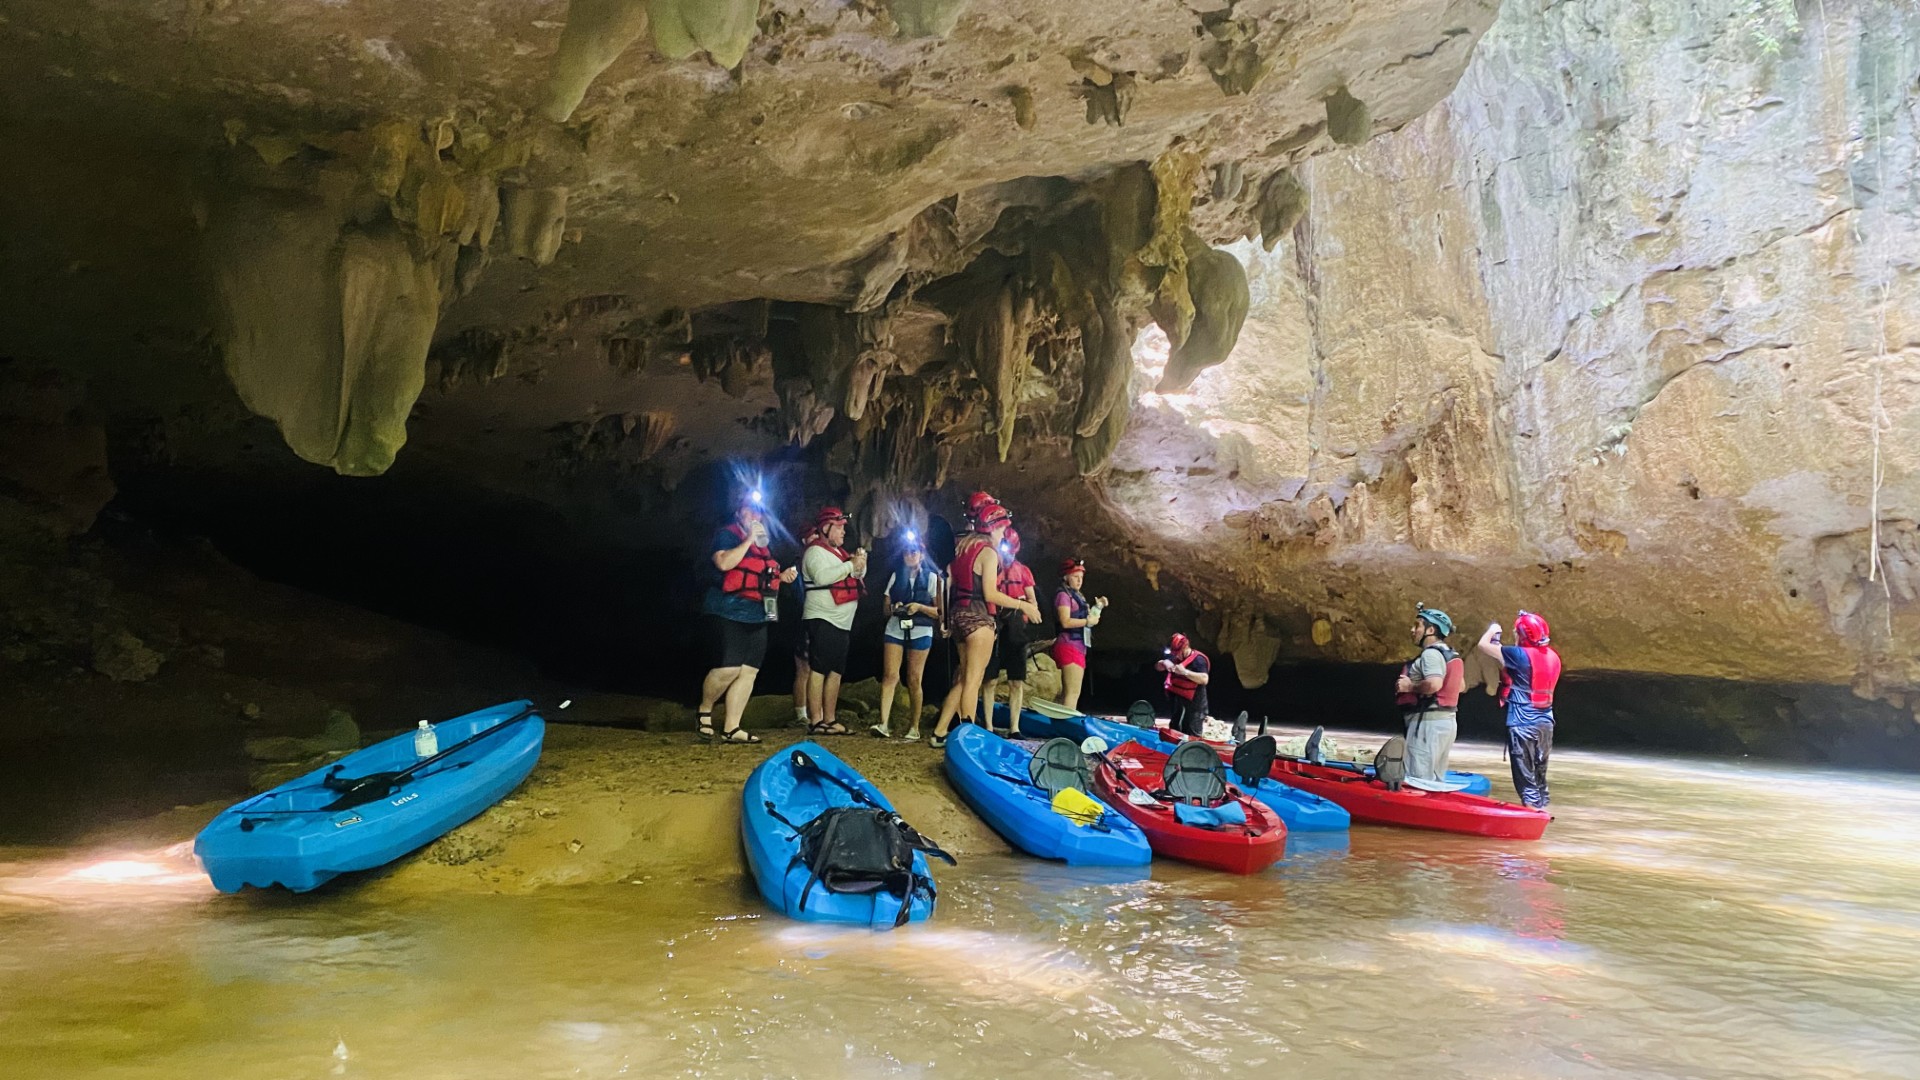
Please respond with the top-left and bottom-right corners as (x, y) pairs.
(1396, 604), (1560, 809)
(696, 483), (1560, 810)
(697, 487), (1108, 750)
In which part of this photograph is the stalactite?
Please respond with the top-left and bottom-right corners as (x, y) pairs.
(540, 0), (652, 122)
(1325, 84), (1372, 146)
(1256, 169), (1307, 251)
(1157, 230), (1249, 393)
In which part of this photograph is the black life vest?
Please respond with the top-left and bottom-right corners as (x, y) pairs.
(1058, 587), (1091, 647)
(887, 565), (938, 628)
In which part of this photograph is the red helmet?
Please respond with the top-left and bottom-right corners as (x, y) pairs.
(977, 502), (1013, 529)
(965, 490), (998, 523)
(1059, 557), (1085, 576)
(814, 506), (849, 531)
(1515, 611), (1551, 647)
(1169, 633), (1190, 652)
(1001, 527), (1022, 556)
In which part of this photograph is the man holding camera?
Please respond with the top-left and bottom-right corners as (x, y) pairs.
(800, 506), (867, 736)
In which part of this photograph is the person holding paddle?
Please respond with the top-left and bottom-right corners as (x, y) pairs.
(929, 498), (1039, 749)
(1051, 557), (1106, 712)
(699, 489), (798, 744)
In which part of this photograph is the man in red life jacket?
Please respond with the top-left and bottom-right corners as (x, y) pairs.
(799, 506), (867, 736)
(698, 489), (799, 744)
(1477, 611), (1562, 809)
(1395, 605), (1465, 781)
(1157, 633), (1211, 737)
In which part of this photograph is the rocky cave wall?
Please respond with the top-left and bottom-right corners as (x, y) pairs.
(1096, 0), (1920, 721)
(2, 0), (1916, 760)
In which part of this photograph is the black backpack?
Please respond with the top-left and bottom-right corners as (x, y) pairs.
(785, 806), (955, 928)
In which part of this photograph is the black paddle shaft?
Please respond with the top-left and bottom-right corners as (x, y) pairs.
(322, 705), (542, 811)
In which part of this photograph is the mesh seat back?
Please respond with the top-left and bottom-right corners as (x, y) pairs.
(1163, 741), (1228, 804)
(1028, 738), (1091, 795)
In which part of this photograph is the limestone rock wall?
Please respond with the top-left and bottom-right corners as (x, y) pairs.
(1100, 0), (1920, 704)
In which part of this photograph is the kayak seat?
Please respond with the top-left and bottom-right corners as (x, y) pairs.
(1163, 741), (1229, 805)
(1373, 735), (1408, 791)
(1303, 725), (1326, 765)
(1126, 700), (1156, 728)
(1230, 735), (1278, 787)
(1029, 738), (1092, 795)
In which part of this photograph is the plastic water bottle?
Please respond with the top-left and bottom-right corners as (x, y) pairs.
(413, 720), (438, 759)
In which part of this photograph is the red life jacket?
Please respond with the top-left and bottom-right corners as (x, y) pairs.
(998, 559), (1034, 602)
(1165, 649), (1205, 700)
(950, 535), (997, 614)
(1395, 645), (1464, 710)
(803, 537), (865, 605)
(718, 523), (780, 601)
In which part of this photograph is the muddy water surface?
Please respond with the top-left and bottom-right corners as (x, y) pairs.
(2, 741), (1917, 1079)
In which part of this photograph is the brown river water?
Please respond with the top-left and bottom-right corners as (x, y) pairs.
(2, 739), (1917, 1079)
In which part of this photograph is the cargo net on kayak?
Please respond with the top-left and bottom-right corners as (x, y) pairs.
(765, 751), (955, 928)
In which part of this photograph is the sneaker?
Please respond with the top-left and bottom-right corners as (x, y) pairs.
(868, 724), (890, 739)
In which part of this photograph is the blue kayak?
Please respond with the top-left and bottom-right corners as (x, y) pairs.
(195, 699), (546, 893)
(943, 724), (1151, 866)
(740, 740), (939, 929)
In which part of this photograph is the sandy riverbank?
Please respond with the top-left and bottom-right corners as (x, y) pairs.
(103, 722), (1013, 898)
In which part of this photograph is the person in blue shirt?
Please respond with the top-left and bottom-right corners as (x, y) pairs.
(1476, 611), (1562, 809)
(698, 493), (798, 744)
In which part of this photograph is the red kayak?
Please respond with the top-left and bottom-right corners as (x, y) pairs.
(1267, 759), (1550, 840)
(1090, 741), (1287, 874)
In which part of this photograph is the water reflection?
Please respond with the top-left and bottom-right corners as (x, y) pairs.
(0, 742), (1917, 1079)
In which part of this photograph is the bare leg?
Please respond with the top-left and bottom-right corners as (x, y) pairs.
(700, 667), (738, 713)
(1008, 679), (1026, 735)
(808, 670), (826, 728)
(822, 671), (843, 726)
(791, 657), (811, 723)
(877, 640), (904, 734)
(903, 647), (929, 737)
(721, 665), (758, 732)
(979, 671), (1002, 732)
(934, 627), (997, 739)
(1060, 664), (1085, 712)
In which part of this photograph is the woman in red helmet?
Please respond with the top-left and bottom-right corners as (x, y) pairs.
(1477, 611), (1562, 809)
(1157, 632), (1211, 737)
(929, 499), (1039, 749)
(698, 489), (799, 743)
(799, 506), (867, 736)
(1051, 557), (1107, 712)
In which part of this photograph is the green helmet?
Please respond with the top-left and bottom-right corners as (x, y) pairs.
(1415, 604), (1453, 638)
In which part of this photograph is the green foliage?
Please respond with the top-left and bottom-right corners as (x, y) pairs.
(1740, 0), (1800, 56)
